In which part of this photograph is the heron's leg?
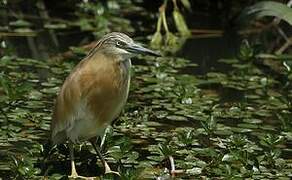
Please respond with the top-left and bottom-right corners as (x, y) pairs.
(68, 141), (96, 179)
(89, 138), (120, 176)
(68, 141), (79, 178)
(100, 127), (110, 149)
(68, 142), (91, 179)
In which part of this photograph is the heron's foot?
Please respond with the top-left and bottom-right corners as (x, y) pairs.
(104, 161), (120, 176)
(69, 174), (96, 180)
(105, 170), (120, 176)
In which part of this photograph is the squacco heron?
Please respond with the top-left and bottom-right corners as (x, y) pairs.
(50, 32), (159, 178)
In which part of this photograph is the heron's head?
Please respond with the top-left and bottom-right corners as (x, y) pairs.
(92, 32), (160, 59)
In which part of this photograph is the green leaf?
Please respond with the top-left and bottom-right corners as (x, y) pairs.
(180, 0), (192, 12)
(172, 8), (191, 36)
(238, 1), (292, 25)
(9, 20), (31, 27)
(165, 32), (178, 46)
(150, 31), (163, 48)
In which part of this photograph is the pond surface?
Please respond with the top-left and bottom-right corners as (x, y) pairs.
(0, 31), (291, 179)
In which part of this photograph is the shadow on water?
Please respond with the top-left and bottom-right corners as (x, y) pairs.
(179, 30), (240, 75)
(178, 28), (246, 103)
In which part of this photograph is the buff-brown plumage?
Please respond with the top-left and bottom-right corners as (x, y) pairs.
(51, 42), (131, 145)
(49, 32), (159, 178)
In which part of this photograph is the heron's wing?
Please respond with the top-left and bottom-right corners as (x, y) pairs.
(50, 70), (84, 144)
(50, 57), (95, 144)
(50, 53), (124, 144)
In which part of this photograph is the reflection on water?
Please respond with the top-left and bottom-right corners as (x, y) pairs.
(179, 30), (240, 75)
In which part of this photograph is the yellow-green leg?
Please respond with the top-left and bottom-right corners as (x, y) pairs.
(90, 138), (120, 176)
(68, 142), (92, 179)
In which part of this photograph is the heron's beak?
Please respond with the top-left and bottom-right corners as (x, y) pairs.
(126, 43), (161, 57)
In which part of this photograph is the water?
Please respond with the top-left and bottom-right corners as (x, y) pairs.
(1, 11), (292, 180)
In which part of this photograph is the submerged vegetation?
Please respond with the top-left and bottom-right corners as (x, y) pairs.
(1, 0), (292, 179)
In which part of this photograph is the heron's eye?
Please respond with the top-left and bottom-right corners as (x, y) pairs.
(116, 41), (126, 47)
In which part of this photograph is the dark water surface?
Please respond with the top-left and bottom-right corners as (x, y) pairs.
(1, 13), (292, 179)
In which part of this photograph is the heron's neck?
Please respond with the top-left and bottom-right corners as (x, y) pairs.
(119, 58), (131, 73)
